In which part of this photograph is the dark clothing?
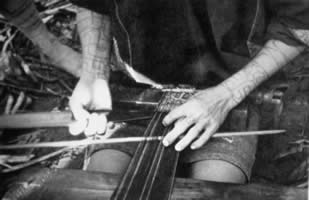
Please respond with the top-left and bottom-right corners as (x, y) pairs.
(72, 0), (221, 84)
(72, 0), (309, 79)
(222, 0), (309, 57)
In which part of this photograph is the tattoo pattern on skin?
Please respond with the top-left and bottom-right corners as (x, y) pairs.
(76, 7), (111, 80)
(5, 0), (78, 70)
(221, 40), (303, 105)
(290, 29), (309, 46)
(7, 0), (40, 32)
(6, 0), (51, 48)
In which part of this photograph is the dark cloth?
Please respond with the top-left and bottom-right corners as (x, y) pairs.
(222, 0), (309, 57)
(72, 0), (221, 84)
(88, 102), (258, 180)
(0, 0), (32, 19)
(72, 1), (259, 179)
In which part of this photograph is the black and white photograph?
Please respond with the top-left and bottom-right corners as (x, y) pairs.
(0, 0), (308, 199)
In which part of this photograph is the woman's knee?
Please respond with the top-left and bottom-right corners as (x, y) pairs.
(188, 160), (247, 183)
(86, 149), (131, 175)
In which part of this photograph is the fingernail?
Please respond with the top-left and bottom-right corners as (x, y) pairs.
(107, 122), (115, 129)
(162, 139), (169, 146)
(190, 144), (197, 150)
(175, 145), (181, 152)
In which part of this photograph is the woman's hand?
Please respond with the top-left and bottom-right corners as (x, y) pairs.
(69, 77), (112, 137)
(162, 85), (235, 151)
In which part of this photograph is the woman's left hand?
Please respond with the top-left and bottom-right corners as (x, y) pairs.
(162, 85), (235, 151)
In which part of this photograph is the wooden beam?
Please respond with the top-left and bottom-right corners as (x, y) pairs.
(0, 111), (74, 128)
(0, 110), (154, 129)
(1, 168), (306, 200)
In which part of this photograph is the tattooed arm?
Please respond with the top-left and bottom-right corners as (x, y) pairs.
(76, 7), (112, 80)
(221, 40), (304, 105)
(162, 39), (305, 151)
(69, 7), (112, 136)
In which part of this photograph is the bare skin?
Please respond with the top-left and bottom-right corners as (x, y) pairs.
(6, 1), (308, 183)
(71, 8), (308, 183)
(4, 0), (82, 77)
(162, 40), (304, 151)
(189, 160), (246, 183)
(69, 8), (112, 136)
(86, 149), (131, 174)
(4, 2), (112, 136)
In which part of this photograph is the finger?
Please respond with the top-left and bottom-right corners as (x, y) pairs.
(92, 79), (112, 110)
(191, 123), (218, 149)
(84, 113), (100, 137)
(163, 117), (194, 147)
(69, 120), (88, 136)
(107, 121), (115, 129)
(96, 114), (107, 134)
(174, 121), (205, 151)
(162, 106), (186, 126)
(69, 98), (90, 121)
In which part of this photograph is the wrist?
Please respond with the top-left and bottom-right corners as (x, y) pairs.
(81, 57), (110, 80)
(216, 83), (240, 109)
(80, 71), (109, 83)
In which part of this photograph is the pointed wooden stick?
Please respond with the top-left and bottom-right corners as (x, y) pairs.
(0, 130), (285, 149)
(0, 136), (163, 149)
(212, 129), (286, 137)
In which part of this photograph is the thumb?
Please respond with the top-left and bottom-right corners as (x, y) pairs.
(69, 96), (90, 121)
(68, 97), (90, 135)
(92, 79), (112, 110)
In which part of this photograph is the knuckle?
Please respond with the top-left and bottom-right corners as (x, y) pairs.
(68, 98), (75, 107)
(198, 136), (208, 144)
(184, 117), (195, 126)
(188, 126), (200, 136)
(164, 115), (172, 123)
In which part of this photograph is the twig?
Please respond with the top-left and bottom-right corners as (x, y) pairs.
(42, 3), (73, 16)
(23, 57), (55, 70)
(21, 61), (39, 82)
(0, 136), (163, 149)
(58, 79), (73, 92)
(0, 82), (62, 96)
(11, 92), (25, 114)
(33, 71), (58, 82)
(45, 87), (65, 97)
(4, 95), (14, 114)
(0, 154), (34, 163)
(1, 147), (71, 173)
(0, 162), (13, 169)
(44, 0), (63, 7)
(1, 29), (17, 55)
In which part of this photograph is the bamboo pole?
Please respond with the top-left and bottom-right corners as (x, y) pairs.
(0, 130), (285, 149)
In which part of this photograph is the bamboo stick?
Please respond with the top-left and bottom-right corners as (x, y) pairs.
(0, 130), (285, 149)
(0, 111), (152, 129)
(212, 129), (286, 137)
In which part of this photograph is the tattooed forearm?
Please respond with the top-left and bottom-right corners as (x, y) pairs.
(76, 7), (112, 80)
(221, 40), (304, 105)
(290, 29), (309, 46)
